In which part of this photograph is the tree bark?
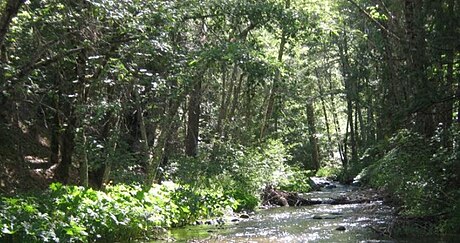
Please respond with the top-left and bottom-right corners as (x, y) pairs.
(229, 72), (244, 122)
(216, 63), (228, 137)
(99, 110), (121, 189)
(337, 28), (357, 165)
(327, 68), (344, 164)
(404, 0), (434, 137)
(76, 48), (89, 187)
(306, 101), (320, 171)
(55, 71), (76, 184)
(315, 68), (334, 158)
(185, 76), (202, 157)
(0, 0), (23, 46)
(49, 92), (60, 166)
(144, 94), (182, 188)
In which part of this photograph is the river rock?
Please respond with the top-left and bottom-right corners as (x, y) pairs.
(204, 220), (215, 225)
(323, 215), (339, 219)
(240, 214), (250, 219)
(216, 218), (225, 225)
(335, 226), (346, 231)
(325, 184), (337, 189)
(313, 214), (339, 220)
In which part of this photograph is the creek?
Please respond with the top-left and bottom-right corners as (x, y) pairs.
(155, 181), (456, 242)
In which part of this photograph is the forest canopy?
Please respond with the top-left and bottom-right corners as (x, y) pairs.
(0, 0), (459, 241)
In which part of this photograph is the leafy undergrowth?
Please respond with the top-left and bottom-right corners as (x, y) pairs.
(0, 182), (238, 242)
(315, 166), (341, 180)
(278, 167), (313, 192)
(358, 127), (460, 235)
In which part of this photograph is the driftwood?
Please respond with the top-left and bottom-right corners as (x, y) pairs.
(262, 185), (322, 207)
(262, 185), (385, 207)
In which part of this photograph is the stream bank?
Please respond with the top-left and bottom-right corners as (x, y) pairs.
(155, 179), (457, 242)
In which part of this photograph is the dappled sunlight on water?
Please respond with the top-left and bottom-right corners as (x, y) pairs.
(155, 185), (458, 242)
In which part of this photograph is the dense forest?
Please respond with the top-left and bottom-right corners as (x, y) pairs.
(0, 0), (459, 242)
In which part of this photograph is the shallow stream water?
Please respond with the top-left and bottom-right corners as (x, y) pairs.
(156, 183), (457, 242)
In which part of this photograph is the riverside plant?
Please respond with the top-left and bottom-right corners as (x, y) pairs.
(0, 182), (238, 242)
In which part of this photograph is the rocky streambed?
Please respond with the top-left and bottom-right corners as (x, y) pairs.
(154, 178), (457, 242)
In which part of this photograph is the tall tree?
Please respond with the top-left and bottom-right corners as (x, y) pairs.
(0, 0), (23, 46)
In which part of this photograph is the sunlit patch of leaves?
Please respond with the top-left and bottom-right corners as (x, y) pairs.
(0, 182), (238, 242)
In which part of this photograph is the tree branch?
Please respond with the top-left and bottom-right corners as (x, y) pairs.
(17, 44), (85, 80)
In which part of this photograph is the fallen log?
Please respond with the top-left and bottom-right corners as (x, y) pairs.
(261, 185), (322, 207)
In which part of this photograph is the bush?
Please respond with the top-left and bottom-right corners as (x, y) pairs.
(0, 182), (238, 242)
(315, 166), (341, 180)
(166, 139), (296, 211)
(360, 127), (460, 234)
(278, 166), (313, 192)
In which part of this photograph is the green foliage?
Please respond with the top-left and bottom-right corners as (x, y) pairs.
(315, 166), (341, 180)
(279, 167), (313, 192)
(359, 127), (460, 234)
(166, 139), (302, 211)
(0, 182), (237, 242)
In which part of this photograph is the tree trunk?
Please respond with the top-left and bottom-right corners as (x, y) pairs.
(315, 69), (333, 158)
(379, 30), (402, 139)
(57, 116), (75, 184)
(328, 69), (344, 164)
(306, 101), (320, 171)
(55, 71), (76, 184)
(404, 0), (434, 137)
(260, 0), (289, 139)
(337, 28), (357, 165)
(135, 91), (151, 167)
(229, 72), (244, 122)
(216, 63), (228, 136)
(185, 76), (202, 157)
(80, 130), (89, 187)
(76, 47), (89, 187)
(49, 96), (60, 166)
(0, 0), (23, 46)
(144, 95), (182, 188)
(99, 112), (121, 189)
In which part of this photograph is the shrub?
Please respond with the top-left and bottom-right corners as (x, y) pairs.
(279, 166), (313, 192)
(315, 166), (341, 180)
(360, 127), (460, 234)
(166, 139), (295, 211)
(0, 181), (238, 242)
